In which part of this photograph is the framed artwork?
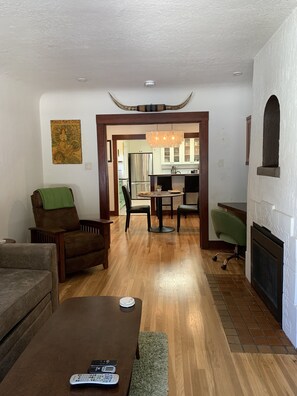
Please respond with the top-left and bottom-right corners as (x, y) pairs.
(50, 120), (82, 164)
(245, 115), (251, 165)
(107, 140), (112, 162)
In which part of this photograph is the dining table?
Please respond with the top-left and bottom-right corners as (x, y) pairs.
(138, 190), (183, 233)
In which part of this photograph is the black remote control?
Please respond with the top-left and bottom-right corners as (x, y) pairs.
(90, 360), (117, 366)
(89, 365), (116, 374)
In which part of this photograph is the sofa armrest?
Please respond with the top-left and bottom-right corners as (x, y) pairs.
(0, 243), (59, 311)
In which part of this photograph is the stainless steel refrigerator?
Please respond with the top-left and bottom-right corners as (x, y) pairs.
(128, 152), (153, 199)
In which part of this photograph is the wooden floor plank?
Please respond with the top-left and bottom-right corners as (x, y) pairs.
(59, 215), (297, 395)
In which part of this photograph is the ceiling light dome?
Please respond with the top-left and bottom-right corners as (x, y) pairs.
(144, 80), (155, 87)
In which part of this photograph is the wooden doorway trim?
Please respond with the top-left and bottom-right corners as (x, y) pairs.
(96, 112), (209, 248)
(112, 134), (146, 216)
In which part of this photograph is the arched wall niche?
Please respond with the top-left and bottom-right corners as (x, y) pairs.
(257, 95), (280, 177)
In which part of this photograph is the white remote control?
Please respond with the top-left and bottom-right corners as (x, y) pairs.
(69, 373), (119, 386)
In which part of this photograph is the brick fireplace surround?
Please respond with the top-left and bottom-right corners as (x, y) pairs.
(246, 8), (297, 349)
(246, 200), (297, 347)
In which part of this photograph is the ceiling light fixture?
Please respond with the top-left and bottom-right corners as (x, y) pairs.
(146, 126), (184, 148)
(233, 71), (243, 76)
(144, 80), (155, 87)
(77, 77), (88, 82)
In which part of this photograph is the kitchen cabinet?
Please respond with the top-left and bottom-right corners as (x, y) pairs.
(161, 138), (199, 164)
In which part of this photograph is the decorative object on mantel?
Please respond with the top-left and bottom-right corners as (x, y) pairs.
(108, 92), (192, 112)
(146, 129), (184, 147)
(50, 120), (82, 164)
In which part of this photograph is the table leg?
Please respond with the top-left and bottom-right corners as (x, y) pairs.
(151, 197), (175, 233)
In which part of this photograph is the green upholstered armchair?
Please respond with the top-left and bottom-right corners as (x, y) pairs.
(29, 187), (112, 282)
(211, 209), (246, 270)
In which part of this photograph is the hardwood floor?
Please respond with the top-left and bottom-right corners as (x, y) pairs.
(59, 215), (297, 395)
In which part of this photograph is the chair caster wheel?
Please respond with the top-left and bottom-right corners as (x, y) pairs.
(221, 264), (227, 270)
(212, 256), (217, 262)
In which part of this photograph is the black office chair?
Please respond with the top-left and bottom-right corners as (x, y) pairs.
(122, 185), (151, 232)
(211, 209), (246, 270)
(156, 176), (173, 218)
(177, 196), (199, 232)
(183, 175), (199, 204)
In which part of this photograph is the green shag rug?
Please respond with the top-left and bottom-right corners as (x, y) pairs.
(129, 332), (168, 396)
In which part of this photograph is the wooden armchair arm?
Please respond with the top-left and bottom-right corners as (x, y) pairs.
(30, 227), (65, 242)
(29, 226), (65, 234)
(79, 219), (113, 249)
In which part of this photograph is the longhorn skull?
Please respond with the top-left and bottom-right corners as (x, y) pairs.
(108, 92), (193, 112)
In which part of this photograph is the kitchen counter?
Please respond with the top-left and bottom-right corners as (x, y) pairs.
(148, 173), (199, 177)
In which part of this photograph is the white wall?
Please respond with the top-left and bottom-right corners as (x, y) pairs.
(39, 85), (251, 236)
(247, 9), (297, 345)
(0, 76), (43, 242)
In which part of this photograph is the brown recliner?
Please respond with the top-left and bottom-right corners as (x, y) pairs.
(30, 188), (112, 282)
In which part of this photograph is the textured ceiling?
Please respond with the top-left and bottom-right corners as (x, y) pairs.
(0, 0), (296, 92)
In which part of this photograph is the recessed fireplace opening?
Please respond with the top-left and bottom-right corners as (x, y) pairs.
(251, 222), (284, 323)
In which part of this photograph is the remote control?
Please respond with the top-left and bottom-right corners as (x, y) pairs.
(88, 365), (116, 374)
(90, 360), (117, 366)
(69, 373), (119, 386)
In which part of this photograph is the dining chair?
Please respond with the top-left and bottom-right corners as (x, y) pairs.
(183, 175), (199, 204)
(177, 196), (199, 232)
(122, 185), (151, 232)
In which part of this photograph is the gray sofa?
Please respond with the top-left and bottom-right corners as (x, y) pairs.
(0, 243), (59, 381)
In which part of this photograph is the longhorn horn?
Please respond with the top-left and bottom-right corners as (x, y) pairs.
(108, 92), (137, 111)
(108, 92), (193, 112)
(165, 92), (193, 110)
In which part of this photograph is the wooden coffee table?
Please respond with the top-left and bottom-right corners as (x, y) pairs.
(0, 296), (142, 395)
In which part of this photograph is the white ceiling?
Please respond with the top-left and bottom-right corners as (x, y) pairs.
(1, 0), (297, 92)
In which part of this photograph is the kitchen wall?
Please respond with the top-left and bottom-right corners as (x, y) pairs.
(40, 84), (251, 238)
(247, 8), (297, 346)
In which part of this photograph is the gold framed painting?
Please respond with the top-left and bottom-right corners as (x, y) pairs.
(50, 120), (82, 164)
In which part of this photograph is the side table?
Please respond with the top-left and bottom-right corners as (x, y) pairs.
(0, 238), (16, 244)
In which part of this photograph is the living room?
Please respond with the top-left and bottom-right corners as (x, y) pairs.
(1, 1), (297, 394)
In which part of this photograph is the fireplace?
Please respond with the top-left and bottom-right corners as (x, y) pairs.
(251, 223), (283, 323)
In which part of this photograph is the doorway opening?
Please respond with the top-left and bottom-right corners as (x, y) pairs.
(96, 111), (209, 249)
(115, 136), (152, 216)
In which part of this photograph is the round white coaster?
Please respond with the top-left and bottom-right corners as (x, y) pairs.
(119, 297), (135, 308)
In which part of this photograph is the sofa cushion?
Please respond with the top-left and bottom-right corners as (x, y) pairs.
(64, 230), (105, 258)
(0, 268), (52, 342)
(0, 295), (52, 381)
